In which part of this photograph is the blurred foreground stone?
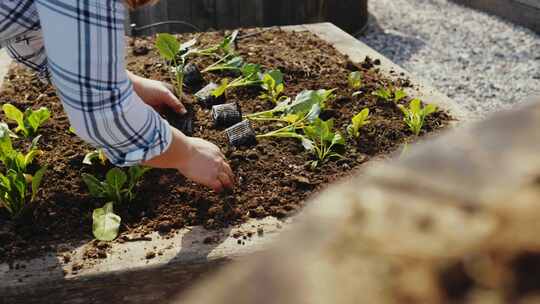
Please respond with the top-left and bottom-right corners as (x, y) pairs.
(179, 98), (540, 304)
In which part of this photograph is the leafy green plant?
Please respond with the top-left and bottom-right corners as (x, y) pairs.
(0, 123), (42, 173)
(303, 118), (345, 169)
(372, 86), (407, 103)
(372, 87), (392, 101)
(0, 167), (46, 218)
(83, 166), (151, 241)
(92, 202), (121, 242)
(347, 108), (371, 138)
(398, 99), (437, 136)
(259, 70), (287, 104)
(202, 55), (243, 73)
(2, 104), (50, 138)
(193, 30), (239, 58)
(211, 63), (263, 97)
(253, 89), (344, 168)
(83, 149), (108, 166)
(155, 34), (196, 97)
(0, 123), (46, 218)
(348, 72), (363, 97)
(82, 166), (150, 205)
(247, 89), (335, 122)
(393, 89), (407, 102)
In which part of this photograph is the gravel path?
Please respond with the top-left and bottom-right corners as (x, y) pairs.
(359, 0), (540, 118)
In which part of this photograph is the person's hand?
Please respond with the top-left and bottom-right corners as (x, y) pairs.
(143, 128), (235, 192)
(177, 137), (235, 192)
(127, 71), (187, 114)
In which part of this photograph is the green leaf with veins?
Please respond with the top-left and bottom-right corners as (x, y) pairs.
(347, 108), (371, 138)
(92, 202), (121, 241)
(156, 33), (180, 61)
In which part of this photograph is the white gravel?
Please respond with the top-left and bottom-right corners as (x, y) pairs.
(359, 0), (540, 118)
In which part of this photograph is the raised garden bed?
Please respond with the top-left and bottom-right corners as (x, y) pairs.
(0, 23), (468, 303)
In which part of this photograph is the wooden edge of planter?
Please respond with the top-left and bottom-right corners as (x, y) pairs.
(0, 23), (467, 302)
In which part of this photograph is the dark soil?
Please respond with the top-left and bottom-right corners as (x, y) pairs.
(0, 28), (452, 263)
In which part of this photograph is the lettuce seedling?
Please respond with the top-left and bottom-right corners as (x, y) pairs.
(83, 149), (108, 166)
(259, 70), (287, 104)
(373, 86), (407, 103)
(83, 166), (150, 241)
(82, 166), (151, 205)
(0, 123), (42, 174)
(211, 63), (262, 97)
(0, 166), (46, 219)
(394, 89), (407, 102)
(202, 55), (244, 73)
(2, 104), (50, 138)
(398, 99), (437, 136)
(372, 87), (392, 101)
(155, 34), (196, 97)
(92, 202), (121, 242)
(348, 72), (363, 97)
(347, 108), (371, 138)
(303, 118), (345, 169)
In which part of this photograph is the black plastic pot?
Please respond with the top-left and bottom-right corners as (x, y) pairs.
(195, 82), (226, 108)
(162, 108), (194, 136)
(183, 63), (205, 93)
(212, 103), (242, 128)
(225, 120), (257, 147)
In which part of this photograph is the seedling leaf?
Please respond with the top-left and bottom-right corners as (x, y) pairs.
(156, 33), (180, 61)
(92, 202), (121, 241)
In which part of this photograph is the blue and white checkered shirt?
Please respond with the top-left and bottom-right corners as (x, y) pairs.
(0, 0), (172, 166)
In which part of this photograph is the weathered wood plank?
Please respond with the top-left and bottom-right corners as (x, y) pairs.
(128, 0), (368, 34)
(191, 0), (216, 32)
(0, 23), (467, 304)
(215, 0), (240, 30)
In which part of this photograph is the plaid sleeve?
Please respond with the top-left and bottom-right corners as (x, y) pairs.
(34, 0), (172, 166)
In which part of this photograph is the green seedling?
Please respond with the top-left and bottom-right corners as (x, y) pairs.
(394, 89), (407, 102)
(247, 89), (335, 122)
(193, 30), (239, 58)
(0, 123), (46, 218)
(83, 149), (108, 166)
(83, 166), (151, 241)
(2, 104), (50, 138)
(211, 63), (262, 98)
(92, 202), (121, 242)
(398, 99), (437, 136)
(372, 86), (407, 103)
(155, 33), (196, 97)
(202, 55), (243, 73)
(372, 87), (392, 101)
(259, 70), (287, 104)
(348, 72), (363, 97)
(82, 166), (150, 205)
(347, 108), (371, 138)
(303, 118), (345, 169)
(0, 123), (42, 173)
(0, 166), (47, 219)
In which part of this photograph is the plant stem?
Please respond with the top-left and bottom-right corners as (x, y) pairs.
(171, 57), (183, 97)
(202, 53), (234, 73)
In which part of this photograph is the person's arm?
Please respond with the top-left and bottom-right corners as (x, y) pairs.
(34, 0), (233, 191)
